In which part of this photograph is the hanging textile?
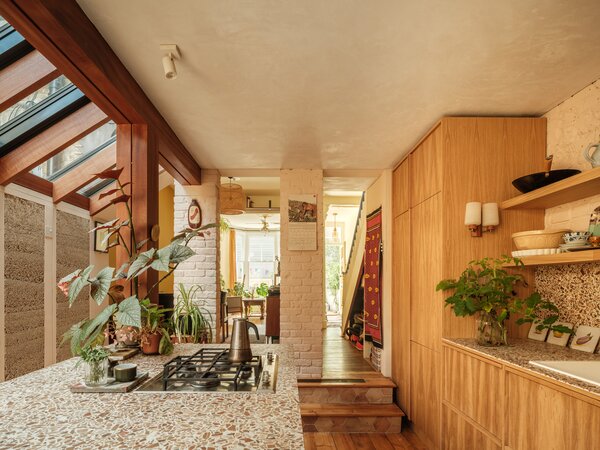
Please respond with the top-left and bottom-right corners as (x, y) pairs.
(364, 207), (383, 348)
(228, 229), (237, 289)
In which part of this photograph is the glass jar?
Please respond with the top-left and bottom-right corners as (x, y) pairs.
(476, 311), (508, 346)
(82, 358), (109, 386)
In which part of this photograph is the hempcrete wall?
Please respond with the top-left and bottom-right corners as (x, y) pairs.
(3, 194), (45, 380)
(280, 169), (324, 378)
(55, 211), (90, 362)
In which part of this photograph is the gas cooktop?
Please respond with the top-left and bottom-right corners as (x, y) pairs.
(136, 348), (278, 393)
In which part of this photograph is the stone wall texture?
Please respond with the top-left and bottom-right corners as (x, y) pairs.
(280, 169), (324, 378)
(55, 211), (90, 362)
(538, 78), (600, 329)
(4, 195), (45, 379)
(173, 174), (220, 337)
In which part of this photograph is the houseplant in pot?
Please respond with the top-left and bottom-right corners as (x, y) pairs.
(171, 283), (213, 344)
(58, 167), (215, 359)
(436, 256), (572, 346)
(139, 298), (173, 354)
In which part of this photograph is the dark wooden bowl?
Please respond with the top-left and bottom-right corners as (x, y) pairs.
(512, 169), (581, 193)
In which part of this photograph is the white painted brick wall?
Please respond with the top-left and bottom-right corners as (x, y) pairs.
(280, 169), (324, 378)
(173, 175), (220, 336)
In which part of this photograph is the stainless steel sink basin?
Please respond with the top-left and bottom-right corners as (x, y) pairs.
(530, 360), (600, 387)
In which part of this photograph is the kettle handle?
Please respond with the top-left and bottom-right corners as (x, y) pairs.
(246, 321), (260, 340)
(583, 143), (600, 163)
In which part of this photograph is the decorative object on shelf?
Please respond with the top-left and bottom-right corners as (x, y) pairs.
(57, 167), (215, 359)
(527, 319), (550, 342)
(582, 138), (600, 168)
(569, 325), (600, 353)
(437, 256), (573, 346)
(482, 202), (499, 232)
(220, 177), (245, 215)
(559, 231), (592, 252)
(113, 363), (137, 382)
(171, 283), (213, 344)
(78, 345), (110, 387)
(187, 199), (202, 229)
(511, 154), (581, 193)
(590, 236), (600, 248)
(512, 248), (562, 257)
(93, 220), (110, 253)
(588, 206), (600, 237)
(512, 229), (570, 250)
(464, 201), (482, 237)
(546, 322), (573, 346)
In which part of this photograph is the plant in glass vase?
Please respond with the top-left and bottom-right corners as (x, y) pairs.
(58, 167), (214, 357)
(436, 256), (571, 346)
(77, 345), (111, 386)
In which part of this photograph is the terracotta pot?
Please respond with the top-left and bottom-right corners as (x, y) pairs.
(141, 331), (162, 355)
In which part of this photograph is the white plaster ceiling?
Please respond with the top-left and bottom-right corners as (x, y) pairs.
(78, 0), (600, 170)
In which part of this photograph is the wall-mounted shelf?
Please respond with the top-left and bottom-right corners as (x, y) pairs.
(244, 207), (280, 214)
(501, 166), (600, 210)
(504, 249), (600, 267)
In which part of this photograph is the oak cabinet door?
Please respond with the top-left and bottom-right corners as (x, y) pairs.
(410, 342), (440, 449)
(410, 125), (442, 207)
(443, 346), (503, 438)
(392, 211), (410, 416)
(506, 372), (600, 450)
(442, 404), (501, 450)
(392, 159), (409, 217)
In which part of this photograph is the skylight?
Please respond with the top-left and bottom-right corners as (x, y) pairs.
(78, 178), (114, 198)
(31, 121), (116, 181)
(0, 18), (33, 69)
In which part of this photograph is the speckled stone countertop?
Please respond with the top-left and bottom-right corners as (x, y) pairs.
(0, 344), (303, 450)
(444, 338), (600, 398)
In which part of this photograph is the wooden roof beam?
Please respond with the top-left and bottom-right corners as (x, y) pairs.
(12, 172), (90, 210)
(0, 50), (59, 112)
(52, 141), (116, 204)
(0, 102), (108, 186)
(0, 0), (202, 185)
(89, 186), (115, 218)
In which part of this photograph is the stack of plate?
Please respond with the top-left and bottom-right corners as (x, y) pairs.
(560, 231), (592, 252)
(560, 242), (592, 252)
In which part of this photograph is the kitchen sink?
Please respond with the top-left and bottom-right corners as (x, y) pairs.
(530, 360), (600, 387)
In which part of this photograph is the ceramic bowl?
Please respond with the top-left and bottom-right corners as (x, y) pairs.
(563, 231), (591, 244)
(512, 229), (571, 250)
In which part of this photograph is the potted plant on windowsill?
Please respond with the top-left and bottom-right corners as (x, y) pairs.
(436, 256), (572, 346)
(58, 167), (215, 358)
(171, 283), (213, 344)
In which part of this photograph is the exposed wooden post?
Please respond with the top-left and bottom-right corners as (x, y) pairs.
(115, 124), (159, 303)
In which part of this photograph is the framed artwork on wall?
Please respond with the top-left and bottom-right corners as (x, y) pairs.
(94, 221), (109, 253)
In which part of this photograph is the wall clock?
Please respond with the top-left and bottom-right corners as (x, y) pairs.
(188, 199), (202, 229)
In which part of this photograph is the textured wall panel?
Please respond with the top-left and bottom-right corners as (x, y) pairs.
(56, 211), (90, 362)
(4, 194), (45, 380)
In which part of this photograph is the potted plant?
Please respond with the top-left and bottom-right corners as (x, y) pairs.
(139, 299), (173, 354)
(255, 282), (269, 298)
(78, 345), (111, 386)
(171, 283), (213, 344)
(58, 167), (214, 358)
(436, 256), (572, 346)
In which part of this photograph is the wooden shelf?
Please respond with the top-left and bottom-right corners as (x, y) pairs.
(501, 166), (600, 210)
(504, 249), (600, 267)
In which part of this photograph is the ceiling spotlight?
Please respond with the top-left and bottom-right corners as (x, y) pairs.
(160, 44), (180, 80)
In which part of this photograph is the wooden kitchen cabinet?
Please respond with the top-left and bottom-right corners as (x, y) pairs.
(442, 404), (501, 450)
(410, 342), (441, 449)
(410, 193), (442, 351)
(392, 211), (410, 416)
(392, 158), (410, 217)
(409, 124), (442, 207)
(443, 345), (503, 438)
(505, 371), (600, 450)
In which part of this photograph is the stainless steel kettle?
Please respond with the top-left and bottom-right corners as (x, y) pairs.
(228, 318), (260, 362)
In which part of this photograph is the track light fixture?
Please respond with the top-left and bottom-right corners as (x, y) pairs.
(160, 44), (180, 80)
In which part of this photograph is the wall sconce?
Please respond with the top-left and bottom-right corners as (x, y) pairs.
(465, 202), (482, 237)
(160, 44), (180, 80)
(482, 202), (499, 232)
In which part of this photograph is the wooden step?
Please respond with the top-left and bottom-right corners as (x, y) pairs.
(298, 377), (396, 404)
(301, 404), (405, 433)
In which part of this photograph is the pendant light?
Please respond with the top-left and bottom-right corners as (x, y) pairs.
(220, 177), (245, 215)
(332, 213), (340, 243)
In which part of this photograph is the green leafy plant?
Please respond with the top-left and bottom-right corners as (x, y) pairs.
(255, 282), (269, 298)
(436, 256), (572, 345)
(77, 345), (111, 385)
(228, 281), (246, 297)
(171, 283), (213, 343)
(58, 167), (215, 356)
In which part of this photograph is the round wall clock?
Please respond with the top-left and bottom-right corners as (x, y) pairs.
(188, 199), (202, 229)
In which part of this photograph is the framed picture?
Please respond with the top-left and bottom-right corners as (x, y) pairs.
(94, 221), (109, 253)
(546, 322), (573, 347)
(569, 325), (600, 353)
(527, 320), (549, 342)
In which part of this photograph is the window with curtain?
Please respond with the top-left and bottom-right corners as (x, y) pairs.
(234, 231), (279, 291)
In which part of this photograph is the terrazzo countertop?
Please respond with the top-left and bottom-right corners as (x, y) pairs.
(0, 344), (303, 450)
(444, 338), (600, 398)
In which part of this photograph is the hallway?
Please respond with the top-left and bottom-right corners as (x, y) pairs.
(322, 327), (376, 378)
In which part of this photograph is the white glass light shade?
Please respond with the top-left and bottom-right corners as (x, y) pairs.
(464, 202), (482, 226)
(482, 203), (500, 227)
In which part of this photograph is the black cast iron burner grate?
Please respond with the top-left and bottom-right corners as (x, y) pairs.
(161, 348), (262, 392)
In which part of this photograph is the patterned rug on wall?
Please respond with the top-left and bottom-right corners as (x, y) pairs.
(364, 207), (383, 348)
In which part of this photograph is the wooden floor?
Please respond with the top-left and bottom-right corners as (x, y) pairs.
(322, 326), (376, 377)
(303, 430), (427, 450)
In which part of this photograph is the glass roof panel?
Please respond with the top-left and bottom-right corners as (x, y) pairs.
(78, 178), (114, 198)
(0, 19), (33, 69)
(0, 75), (71, 126)
(0, 16), (8, 29)
(31, 121), (116, 181)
